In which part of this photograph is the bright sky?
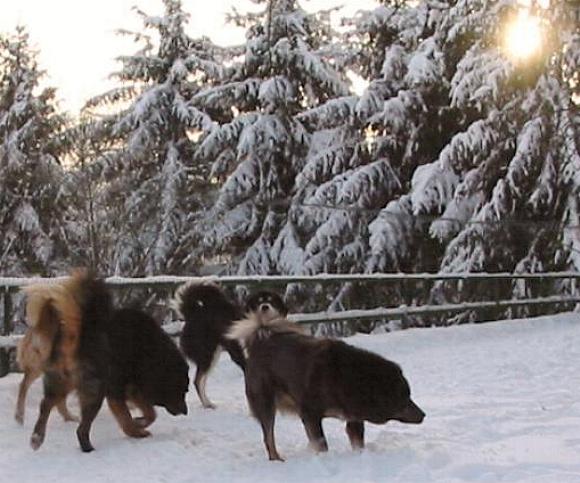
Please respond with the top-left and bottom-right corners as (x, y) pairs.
(0, 0), (374, 112)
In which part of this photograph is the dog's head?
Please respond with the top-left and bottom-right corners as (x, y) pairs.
(245, 290), (288, 324)
(391, 398), (425, 424)
(383, 368), (425, 425)
(358, 359), (425, 426)
(152, 352), (190, 416)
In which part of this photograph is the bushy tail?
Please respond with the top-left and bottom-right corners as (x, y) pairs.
(172, 281), (222, 322)
(21, 269), (106, 371)
(16, 301), (60, 371)
(226, 314), (303, 356)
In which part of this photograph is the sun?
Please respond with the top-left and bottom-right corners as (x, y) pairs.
(503, 10), (544, 62)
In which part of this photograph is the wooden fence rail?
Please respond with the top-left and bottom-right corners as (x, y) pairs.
(1, 271), (580, 292)
(1, 272), (579, 375)
(1, 271), (579, 335)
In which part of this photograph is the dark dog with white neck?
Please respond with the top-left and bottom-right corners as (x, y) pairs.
(228, 316), (425, 461)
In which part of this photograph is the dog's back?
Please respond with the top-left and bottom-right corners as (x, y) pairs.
(248, 331), (422, 423)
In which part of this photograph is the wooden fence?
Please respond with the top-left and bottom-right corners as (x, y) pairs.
(1, 271), (579, 375)
(1, 271), (579, 345)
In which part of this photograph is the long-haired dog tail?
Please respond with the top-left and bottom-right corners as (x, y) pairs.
(172, 281), (218, 322)
(22, 270), (86, 371)
(226, 314), (303, 357)
(21, 269), (111, 370)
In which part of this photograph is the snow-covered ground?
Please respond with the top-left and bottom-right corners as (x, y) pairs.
(1, 312), (579, 483)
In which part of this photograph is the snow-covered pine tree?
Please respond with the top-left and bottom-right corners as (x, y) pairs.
(349, 1), (463, 279)
(0, 27), (68, 275)
(61, 117), (113, 273)
(276, 0), (579, 324)
(79, 0), (229, 276)
(195, 0), (350, 275)
(270, 1), (456, 314)
(423, 1), (580, 315)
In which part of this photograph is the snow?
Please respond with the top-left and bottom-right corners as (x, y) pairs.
(430, 168), (485, 242)
(1, 312), (579, 482)
(410, 162), (459, 215)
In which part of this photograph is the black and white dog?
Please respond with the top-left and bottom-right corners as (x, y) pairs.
(173, 283), (288, 408)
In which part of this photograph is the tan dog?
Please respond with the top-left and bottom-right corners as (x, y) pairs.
(14, 277), (81, 425)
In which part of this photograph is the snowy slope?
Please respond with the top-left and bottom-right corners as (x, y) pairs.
(1, 313), (579, 483)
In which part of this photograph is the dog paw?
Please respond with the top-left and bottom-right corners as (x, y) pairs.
(30, 432), (44, 451)
(202, 402), (217, 410)
(80, 443), (95, 453)
(64, 414), (80, 423)
(133, 416), (154, 428)
(15, 412), (24, 425)
(129, 427), (151, 438)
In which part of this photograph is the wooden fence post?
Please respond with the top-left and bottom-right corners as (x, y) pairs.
(0, 288), (12, 377)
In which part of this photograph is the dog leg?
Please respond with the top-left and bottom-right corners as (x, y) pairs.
(30, 381), (68, 451)
(108, 398), (151, 438)
(259, 407), (284, 462)
(247, 385), (283, 461)
(15, 369), (40, 425)
(76, 384), (105, 452)
(194, 367), (216, 409)
(132, 394), (157, 428)
(56, 399), (79, 423)
(346, 421), (365, 450)
(301, 413), (328, 453)
(31, 396), (61, 450)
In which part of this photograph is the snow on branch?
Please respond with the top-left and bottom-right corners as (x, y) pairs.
(200, 113), (260, 159)
(275, 37), (349, 97)
(368, 194), (417, 272)
(451, 47), (512, 110)
(430, 167), (485, 242)
(438, 113), (506, 172)
(258, 76), (296, 108)
(410, 161), (460, 215)
(404, 38), (444, 87)
(216, 157), (260, 210)
(308, 160), (402, 209)
(368, 90), (423, 132)
(173, 92), (215, 131)
(296, 141), (360, 193)
(297, 96), (358, 130)
(271, 221), (305, 275)
(192, 79), (261, 111)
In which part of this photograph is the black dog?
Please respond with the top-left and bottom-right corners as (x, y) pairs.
(26, 272), (188, 452)
(174, 283), (287, 408)
(228, 316), (425, 461)
(106, 308), (189, 440)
